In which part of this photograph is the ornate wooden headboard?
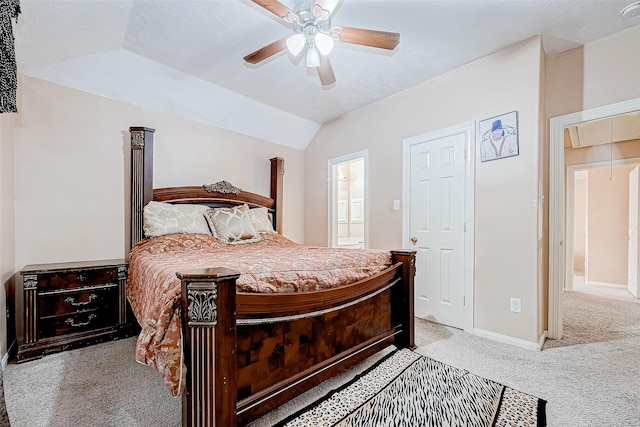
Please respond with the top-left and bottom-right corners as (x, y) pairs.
(129, 127), (284, 249)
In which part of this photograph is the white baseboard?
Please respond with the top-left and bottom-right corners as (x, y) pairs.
(585, 280), (626, 288)
(473, 328), (547, 351)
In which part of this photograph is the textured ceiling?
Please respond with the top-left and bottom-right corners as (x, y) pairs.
(14, 0), (640, 149)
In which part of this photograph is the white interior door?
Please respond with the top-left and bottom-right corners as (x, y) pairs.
(409, 132), (466, 328)
(628, 166), (640, 298)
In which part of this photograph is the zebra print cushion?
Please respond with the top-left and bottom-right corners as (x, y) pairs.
(276, 349), (545, 427)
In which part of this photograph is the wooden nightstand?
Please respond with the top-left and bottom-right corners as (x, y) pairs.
(16, 259), (136, 362)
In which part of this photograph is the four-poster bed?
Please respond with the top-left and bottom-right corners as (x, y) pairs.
(127, 127), (416, 426)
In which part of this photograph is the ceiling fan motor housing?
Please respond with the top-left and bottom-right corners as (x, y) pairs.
(289, 1), (332, 36)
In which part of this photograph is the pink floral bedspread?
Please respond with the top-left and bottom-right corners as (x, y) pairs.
(126, 233), (392, 396)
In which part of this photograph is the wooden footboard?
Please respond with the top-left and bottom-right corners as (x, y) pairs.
(177, 250), (415, 427)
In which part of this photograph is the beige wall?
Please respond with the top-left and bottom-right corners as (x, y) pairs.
(306, 37), (545, 343)
(587, 166), (634, 285)
(582, 27), (640, 111)
(0, 114), (17, 362)
(14, 75), (305, 269)
(547, 26), (640, 120)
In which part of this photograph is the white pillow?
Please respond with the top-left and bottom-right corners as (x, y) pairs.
(249, 207), (277, 234)
(204, 204), (261, 245)
(143, 201), (212, 237)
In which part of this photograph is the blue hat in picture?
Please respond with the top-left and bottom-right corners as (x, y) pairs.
(491, 120), (503, 132)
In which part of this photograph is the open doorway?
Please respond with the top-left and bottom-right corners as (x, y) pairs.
(328, 151), (368, 249)
(549, 99), (640, 339)
(567, 163), (640, 293)
(546, 161), (640, 349)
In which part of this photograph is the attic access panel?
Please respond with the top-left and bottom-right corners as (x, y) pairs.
(567, 111), (640, 148)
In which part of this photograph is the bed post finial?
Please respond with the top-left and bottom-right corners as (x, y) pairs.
(270, 157), (284, 233)
(130, 127), (155, 249)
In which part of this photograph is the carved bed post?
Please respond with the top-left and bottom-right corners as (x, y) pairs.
(130, 127), (155, 249)
(270, 157), (284, 233)
(391, 250), (416, 349)
(177, 267), (241, 427)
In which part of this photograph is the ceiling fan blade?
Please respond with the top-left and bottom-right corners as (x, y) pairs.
(338, 26), (400, 50)
(317, 56), (336, 86)
(243, 38), (287, 64)
(251, 0), (291, 18)
(314, 0), (341, 15)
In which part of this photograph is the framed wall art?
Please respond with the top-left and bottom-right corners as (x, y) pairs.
(479, 110), (519, 162)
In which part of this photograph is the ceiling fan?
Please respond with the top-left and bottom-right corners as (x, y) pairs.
(244, 0), (400, 86)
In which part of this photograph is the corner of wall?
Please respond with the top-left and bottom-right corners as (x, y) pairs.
(0, 113), (17, 366)
(538, 38), (550, 339)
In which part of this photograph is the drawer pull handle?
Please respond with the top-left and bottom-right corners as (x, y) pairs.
(64, 294), (97, 306)
(65, 314), (96, 328)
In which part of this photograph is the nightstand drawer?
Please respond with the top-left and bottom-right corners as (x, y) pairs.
(38, 285), (119, 317)
(39, 309), (118, 339)
(36, 268), (119, 292)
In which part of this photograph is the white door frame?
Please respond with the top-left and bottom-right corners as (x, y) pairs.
(549, 97), (640, 339)
(629, 166), (640, 298)
(402, 122), (475, 333)
(565, 159), (640, 292)
(327, 150), (370, 248)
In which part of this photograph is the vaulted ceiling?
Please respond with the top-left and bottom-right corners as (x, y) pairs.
(14, 0), (640, 149)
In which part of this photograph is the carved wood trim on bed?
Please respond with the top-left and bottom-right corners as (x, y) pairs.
(177, 267), (240, 427)
(128, 128), (415, 427)
(153, 185), (275, 211)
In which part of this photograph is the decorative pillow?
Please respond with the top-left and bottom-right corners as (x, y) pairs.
(204, 204), (261, 245)
(249, 207), (277, 234)
(143, 201), (212, 237)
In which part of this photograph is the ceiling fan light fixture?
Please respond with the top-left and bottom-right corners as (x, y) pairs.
(306, 46), (321, 68)
(315, 32), (334, 55)
(286, 33), (306, 56)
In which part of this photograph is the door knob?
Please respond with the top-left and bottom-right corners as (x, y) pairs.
(411, 237), (417, 245)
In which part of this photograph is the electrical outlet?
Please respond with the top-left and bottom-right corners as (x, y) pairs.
(510, 298), (522, 313)
(393, 199), (400, 210)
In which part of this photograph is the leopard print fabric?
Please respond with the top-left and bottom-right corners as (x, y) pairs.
(0, 0), (20, 113)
